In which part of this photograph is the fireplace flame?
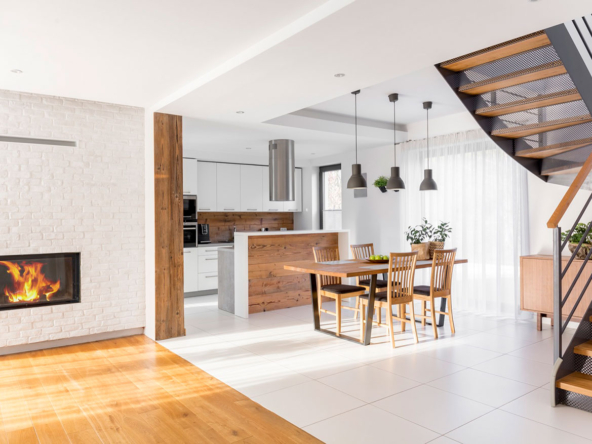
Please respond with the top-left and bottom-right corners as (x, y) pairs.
(0, 261), (60, 303)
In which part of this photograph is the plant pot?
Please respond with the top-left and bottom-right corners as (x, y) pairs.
(429, 241), (445, 259)
(378, 186), (387, 193)
(568, 242), (592, 260)
(411, 242), (430, 260)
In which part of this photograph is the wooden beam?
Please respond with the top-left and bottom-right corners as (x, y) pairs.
(154, 113), (185, 340)
(547, 150), (592, 228)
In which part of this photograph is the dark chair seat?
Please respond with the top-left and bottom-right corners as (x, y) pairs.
(413, 285), (431, 296)
(359, 279), (388, 289)
(360, 294), (388, 302)
(321, 284), (366, 295)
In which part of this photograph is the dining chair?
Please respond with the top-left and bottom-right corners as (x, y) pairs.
(359, 251), (419, 348)
(312, 246), (366, 336)
(412, 248), (457, 339)
(350, 243), (388, 322)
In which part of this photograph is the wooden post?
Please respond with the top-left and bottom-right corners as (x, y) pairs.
(154, 113), (185, 340)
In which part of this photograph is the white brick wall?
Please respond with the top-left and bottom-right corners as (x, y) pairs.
(0, 90), (145, 348)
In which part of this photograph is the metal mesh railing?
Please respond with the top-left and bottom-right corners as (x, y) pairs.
(490, 100), (590, 131)
(516, 121), (592, 151)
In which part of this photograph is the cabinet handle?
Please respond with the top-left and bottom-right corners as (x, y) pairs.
(247, 209), (257, 211)
(205, 275), (218, 278)
(199, 208), (210, 211)
(269, 209), (278, 212)
(224, 208), (234, 211)
(205, 249), (217, 252)
(205, 258), (217, 261)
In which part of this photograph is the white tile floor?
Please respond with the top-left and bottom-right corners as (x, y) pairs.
(159, 295), (592, 443)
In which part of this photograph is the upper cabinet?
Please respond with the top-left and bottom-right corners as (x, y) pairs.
(261, 166), (284, 212)
(197, 161), (217, 212)
(240, 165), (263, 211)
(183, 158), (198, 195)
(283, 168), (302, 212)
(216, 163), (241, 211)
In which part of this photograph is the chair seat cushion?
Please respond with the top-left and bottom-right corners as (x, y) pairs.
(321, 284), (366, 294)
(413, 285), (431, 296)
(360, 294), (388, 302)
(359, 279), (388, 289)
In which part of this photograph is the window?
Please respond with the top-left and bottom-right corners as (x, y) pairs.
(319, 164), (342, 229)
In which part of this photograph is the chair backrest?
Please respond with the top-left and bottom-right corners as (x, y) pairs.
(350, 243), (375, 283)
(430, 248), (457, 296)
(313, 246), (340, 286)
(387, 251), (418, 304)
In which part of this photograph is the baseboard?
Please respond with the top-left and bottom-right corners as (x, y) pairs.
(0, 327), (145, 356)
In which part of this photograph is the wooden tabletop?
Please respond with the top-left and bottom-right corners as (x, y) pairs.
(284, 258), (468, 278)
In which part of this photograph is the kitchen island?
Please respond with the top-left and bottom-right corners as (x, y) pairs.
(229, 230), (349, 318)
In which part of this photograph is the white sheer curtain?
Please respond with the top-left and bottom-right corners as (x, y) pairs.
(399, 129), (530, 318)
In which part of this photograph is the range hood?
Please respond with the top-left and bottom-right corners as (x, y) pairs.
(269, 139), (295, 201)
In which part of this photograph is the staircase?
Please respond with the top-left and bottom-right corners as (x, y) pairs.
(437, 15), (592, 413)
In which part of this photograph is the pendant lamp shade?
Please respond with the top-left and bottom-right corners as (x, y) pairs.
(347, 90), (367, 189)
(386, 93), (405, 191)
(419, 101), (437, 191)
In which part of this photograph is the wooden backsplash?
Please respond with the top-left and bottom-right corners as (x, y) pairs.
(197, 212), (294, 243)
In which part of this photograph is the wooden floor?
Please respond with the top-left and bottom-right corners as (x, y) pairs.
(0, 335), (320, 444)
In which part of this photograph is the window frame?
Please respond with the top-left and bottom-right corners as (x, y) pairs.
(319, 164), (342, 229)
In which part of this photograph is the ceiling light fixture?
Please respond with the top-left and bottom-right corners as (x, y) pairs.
(386, 93), (405, 192)
(10, 69), (23, 74)
(236, 111), (244, 114)
(334, 73), (345, 78)
(419, 101), (437, 191)
(245, 147), (251, 149)
(346, 90), (367, 190)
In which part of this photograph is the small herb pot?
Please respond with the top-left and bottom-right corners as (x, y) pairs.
(411, 242), (430, 260)
(569, 242), (592, 260)
(379, 186), (387, 193)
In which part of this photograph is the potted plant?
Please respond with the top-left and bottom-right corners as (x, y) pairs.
(429, 221), (452, 258)
(373, 176), (388, 193)
(561, 223), (592, 259)
(405, 218), (432, 260)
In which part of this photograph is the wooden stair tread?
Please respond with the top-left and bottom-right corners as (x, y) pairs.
(492, 114), (592, 139)
(556, 372), (592, 397)
(476, 90), (581, 117)
(543, 163), (584, 176)
(441, 31), (551, 72)
(459, 61), (566, 95)
(575, 341), (592, 357)
(515, 138), (592, 159)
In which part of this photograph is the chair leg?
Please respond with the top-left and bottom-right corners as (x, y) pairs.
(421, 301), (426, 326)
(400, 304), (406, 332)
(377, 307), (381, 326)
(353, 296), (359, 320)
(430, 298), (438, 339)
(387, 303), (395, 348)
(360, 300), (365, 340)
(447, 296), (455, 334)
(408, 301), (419, 344)
(336, 297), (342, 337)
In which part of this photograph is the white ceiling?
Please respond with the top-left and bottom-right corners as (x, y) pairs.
(0, 0), (330, 106)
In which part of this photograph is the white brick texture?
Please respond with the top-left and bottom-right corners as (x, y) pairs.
(0, 90), (145, 348)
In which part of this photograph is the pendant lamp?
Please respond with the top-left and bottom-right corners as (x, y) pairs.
(386, 93), (405, 192)
(419, 101), (437, 191)
(347, 90), (367, 189)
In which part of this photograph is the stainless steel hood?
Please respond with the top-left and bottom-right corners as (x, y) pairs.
(269, 139), (295, 201)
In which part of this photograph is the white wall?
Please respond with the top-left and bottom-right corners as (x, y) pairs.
(0, 90), (145, 348)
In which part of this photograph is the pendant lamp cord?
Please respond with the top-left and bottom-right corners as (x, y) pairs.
(393, 100), (396, 166)
(355, 93), (358, 164)
(426, 107), (430, 169)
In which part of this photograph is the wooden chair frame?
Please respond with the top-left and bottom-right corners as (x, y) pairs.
(413, 248), (457, 339)
(350, 243), (388, 323)
(313, 246), (365, 336)
(359, 251), (419, 347)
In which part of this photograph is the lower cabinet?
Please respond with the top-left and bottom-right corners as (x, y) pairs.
(197, 246), (220, 291)
(183, 248), (198, 293)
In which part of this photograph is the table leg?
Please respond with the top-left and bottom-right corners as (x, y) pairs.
(310, 273), (320, 330)
(363, 275), (377, 346)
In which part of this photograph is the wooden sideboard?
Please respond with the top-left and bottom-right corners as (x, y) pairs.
(521, 255), (592, 329)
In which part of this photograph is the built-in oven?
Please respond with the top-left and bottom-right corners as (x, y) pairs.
(183, 195), (197, 222)
(183, 223), (198, 248)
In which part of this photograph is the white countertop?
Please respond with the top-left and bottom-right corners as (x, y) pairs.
(234, 229), (349, 237)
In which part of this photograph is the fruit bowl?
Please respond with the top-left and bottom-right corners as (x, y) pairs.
(365, 258), (389, 264)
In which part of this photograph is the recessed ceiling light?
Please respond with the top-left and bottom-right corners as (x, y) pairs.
(236, 111), (244, 114)
(245, 147), (251, 150)
(10, 69), (23, 74)
(311, 153), (315, 155)
(334, 73), (345, 78)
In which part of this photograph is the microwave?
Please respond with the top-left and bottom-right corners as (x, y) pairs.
(183, 195), (197, 222)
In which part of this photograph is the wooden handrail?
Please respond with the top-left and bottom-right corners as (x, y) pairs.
(548, 152), (592, 228)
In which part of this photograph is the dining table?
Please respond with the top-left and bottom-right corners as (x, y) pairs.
(284, 258), (468, 345)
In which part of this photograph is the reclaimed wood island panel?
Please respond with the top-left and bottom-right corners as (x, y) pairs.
(233, 230), (349, 317)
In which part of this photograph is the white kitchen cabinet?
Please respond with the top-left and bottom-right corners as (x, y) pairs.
(216, 163), (241, 211)
(197, 161), (217, 212)
(183, 158), (198, 195)
(283, 168), (302, 212)
(240, 165), (263, 211)
(198, 272), (218, 291)
(197, 246), (220, 291)
(183, 248), (198, 293)
(261, 166), (284, 212)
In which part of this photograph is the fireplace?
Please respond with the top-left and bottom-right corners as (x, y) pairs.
(0, 253), (80, 311)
